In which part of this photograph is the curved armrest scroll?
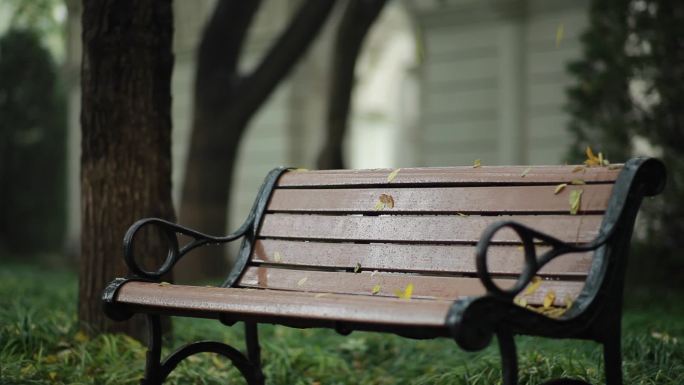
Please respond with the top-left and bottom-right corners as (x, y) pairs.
(123, 217), (251, 280)
(475, 220), (613, 299)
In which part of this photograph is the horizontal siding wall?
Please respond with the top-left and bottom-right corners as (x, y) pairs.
(414, 0), (588, 167)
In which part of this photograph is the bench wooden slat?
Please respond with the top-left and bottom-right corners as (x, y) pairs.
(251, 239), (592, 277)
(258, 213), (603, 244)
(267, 185), (612, 214)
(116, 282), (454, 327)
(277, 165), (621, 188)
(238, 267), (582, 307)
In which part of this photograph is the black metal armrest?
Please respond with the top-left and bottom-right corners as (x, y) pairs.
(123, 217), (254, 280)
(475, 220), (613, 300)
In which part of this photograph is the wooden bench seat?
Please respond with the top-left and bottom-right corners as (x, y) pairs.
(103, 158), (666, 385)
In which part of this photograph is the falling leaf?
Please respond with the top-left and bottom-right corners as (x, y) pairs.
(555, 23), (564, 48)
(74, 331), (89, 343)
(297, 277), (308, 286)
(569, 189), (583, 215)
(543, 290), (556, 308)
(473, 159), (481, 168)
(387, 168), (401, 183)
(572, 165), (586, 173)
(395, 283), (414, 300)
(353, 262), (362, 273)
(314, 293), (328, 298)
(372, 285), (381, 295)
(520, 167), (531, 177)
(554, 183), (567, 194)
(570, 179), (586, 185)
(273, 252), (282, 262)
(524, 276), (542, 295)
(158, 281), (171, 287)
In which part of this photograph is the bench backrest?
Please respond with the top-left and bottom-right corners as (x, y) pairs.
(235, 165), (623, 307)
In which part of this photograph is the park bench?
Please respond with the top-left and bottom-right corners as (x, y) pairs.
(103, 157), (665, 385)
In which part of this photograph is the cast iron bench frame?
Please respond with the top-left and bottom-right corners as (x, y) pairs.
(103, 157), (665, 385)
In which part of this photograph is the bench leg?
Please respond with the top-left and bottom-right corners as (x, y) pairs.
(603, 334), (622, 385)
(497, 329), (519, 385)
(139, 314), (264, 385)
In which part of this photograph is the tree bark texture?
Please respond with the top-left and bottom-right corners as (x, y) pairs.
(176, 0), (335, 281)
(317, 0), (387, 170)
(79, 0), (175, 340)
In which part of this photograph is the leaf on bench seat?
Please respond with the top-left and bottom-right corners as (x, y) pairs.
(372, 284), (381, 295)
(387, 168), (401, 183)
(158, 281), (171, 287)
(554, 183), (568, 194)
(374, 194), (395, 211)
(572, 165), (586, 173)
(353, 262), (362, 273)
(394, 283), (414, 300)
(570, 179), (586, 185)
(569, 189), (583, 215)
(297, 277), (308, 286)
(543, 290), (556, 309)
(524, 276), (542, 295)
(273, 252), (282, 263)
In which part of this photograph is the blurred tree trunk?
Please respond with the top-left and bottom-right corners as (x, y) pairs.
(176, 0), (335, 281)
(316, 0), (387, 170)
(79, 0), (175, 340)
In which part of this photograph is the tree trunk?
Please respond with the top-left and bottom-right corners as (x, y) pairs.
(79, 0), (175, 340)
(176, 0), (336, 282)
(317, 0), (387, 170)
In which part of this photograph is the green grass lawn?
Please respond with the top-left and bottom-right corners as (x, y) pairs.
(1, 264), (682, 385)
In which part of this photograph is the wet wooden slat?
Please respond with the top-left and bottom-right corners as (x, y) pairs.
(238, 267), (583, 307)
(258, 214), (603, 244)
(268, 185), (612, 214)
(251, 239), (592, 277)
(116, 282), (454, 327)
(278, 165), (621, 188)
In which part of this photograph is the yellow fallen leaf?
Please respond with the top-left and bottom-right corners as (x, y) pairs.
(49, 372), (58, 381)
(395, 283), (414, 300)
(524, 276), (542, 295)
(554, 183), (567, 194)
(370, 270), (378, 277)
(372, 285), (381, 295)
(43, 354), (58, 364)
(564, 294), (574, 309)
(473, 159), (481, 168)
(608, 164), (622, 170)
(379, 193), (394, 208)
(297, 277), (308, 286)
(353, 262), (361, 273)
(457, 212), (468, 217)
(514, 296), (528, 307)
(584, 146), (602, 166)
(273, 252), (282, 262)
(543, 290), (556, 308)
(74, 331), (89, 343)
(570, 179), (585, 185)
(520, 167), (531, 177)
(555, 23), (564, 48)
(292, 168), (309, 172)
(158, 281), (171, 286)
(387, 168), (401, 183)
(374, 201), (385, 211)
(569, 189), (583, 215)
(314, 293), (328, 298)
(572, 165), (586, 173)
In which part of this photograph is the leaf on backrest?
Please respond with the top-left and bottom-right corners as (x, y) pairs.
(572, 165), (585, 173)
(353, 262), (362, 273)
(584, 146), (603, 166)
(554, 183), (567, 194)
(520, 167), (531, 177)
(375, 194), (395, 211)
(394, 283), (414, 300)
(273, 252), (282, 263)
(387, 168), (401, 183)
(569, 189), (583, 215)
(473, 159), (481, 168)
(158, 281), (171, 287)
(372, 285), (381, 295)
(297, 277), (308, 286)
(570, 179), (585, 185)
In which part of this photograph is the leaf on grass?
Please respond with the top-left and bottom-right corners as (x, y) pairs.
(569, 189), (583, 215)
(44, 354), (58, 364)
(554, 183), (567, 194)
(273, 252), (282, 263)
(570, 179), (585, 185)
(555, 23), (564, 48)
(297, 277), (308, 286)
(395, 283), (414, 300)
(158, 281), (171, 287)
(353, 262), (362, 273)
(387, 168), (401, 183)
(543, 290), (556, 308)
(473, 159), (482, 168)
(524, 276), (542, 295)
(372, 285), (381, 295)
(74, 331), (89, 343)
(572, 165), (586, 173)
(49, 372), (58, 381)
(520, 167), (531, 177)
